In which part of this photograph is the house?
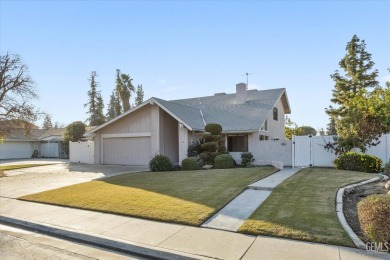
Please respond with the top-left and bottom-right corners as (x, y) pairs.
(0, 128), (67, 159)
(87, 83), (291, 166)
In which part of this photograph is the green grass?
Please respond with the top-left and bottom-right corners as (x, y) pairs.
(0, 164), (54, 178)
(20, 167), (277, 226)
(238, 168), (375, 247)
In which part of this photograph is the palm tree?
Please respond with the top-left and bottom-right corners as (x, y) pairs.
(115, 69), (135, 112)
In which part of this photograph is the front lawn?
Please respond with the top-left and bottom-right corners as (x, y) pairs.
(238, 168), (374, 247)
(0, 164), (54, 178)
(20, 167), (277, 226)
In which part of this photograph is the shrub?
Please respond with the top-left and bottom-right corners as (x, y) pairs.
(149, 154), (173, 172)
(181, 157), (199, 171)
(334, 152), (382, 173)
(205, 124), (222, 135)
(384, 159), (390, 176)
(201, 142), (217, 152)
(358, 194), (390, 247)
(214, 154), (234, 169)
(187, 140), (203, 157)
(241, 152), (254, 167)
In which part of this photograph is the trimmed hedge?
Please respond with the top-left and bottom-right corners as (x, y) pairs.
(358, 194), (390, 247)
(149, 154), (173, 172)
(241, 152), (254, 167)
(214, 154), (234, 169)
(205, 124), (222, 135)
(334, 152), (382, 173)
(181, 157), (199, 171)
(201, 142), (217, 152)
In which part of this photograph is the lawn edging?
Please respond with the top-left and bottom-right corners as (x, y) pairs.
(336, 174), (389, 250)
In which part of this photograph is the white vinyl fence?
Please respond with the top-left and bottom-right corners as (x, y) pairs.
(69, 141), (94, 164)
(292, 134), (390, 167)
(40, 142), (59, 158)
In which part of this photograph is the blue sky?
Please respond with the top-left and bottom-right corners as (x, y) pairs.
(1, 0), (389, 131)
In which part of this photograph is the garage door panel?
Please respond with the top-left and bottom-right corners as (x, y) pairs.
(103, 137), (151, 165)
(0, 142), (32, 159)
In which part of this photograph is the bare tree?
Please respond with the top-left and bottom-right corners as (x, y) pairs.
(0, 52), (40, 138)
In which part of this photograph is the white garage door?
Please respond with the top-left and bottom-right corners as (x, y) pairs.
(103, 137), (151, 165)
(0, 141), (32, 159)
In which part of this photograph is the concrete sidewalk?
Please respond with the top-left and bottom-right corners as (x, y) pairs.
(202, 168), (299, 231)
(0, 197), (387, 260)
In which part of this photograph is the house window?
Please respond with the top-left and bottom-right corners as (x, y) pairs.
(259, 135), (269, 141)
(260, 120), (268, 131)
(273, 107), (278, 121)
(227, 135), (248, 152)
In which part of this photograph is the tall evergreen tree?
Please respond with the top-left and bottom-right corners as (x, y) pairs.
(326, 35), (379, 119)
(84, 71), (105, 126)
(106, 90), (122, 120)
(42, 114), (53, 129)
(324, 35), (388, 154)
(326, 117), (337, 135)
(115, 69), (135, 112)
(135, 84), (144, 106)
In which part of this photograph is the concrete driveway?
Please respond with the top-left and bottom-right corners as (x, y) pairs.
(0, 161), (148, 198)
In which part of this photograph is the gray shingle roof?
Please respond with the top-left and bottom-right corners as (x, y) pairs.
(154, 98), (205, 130)
(88, 88), (290, 134)
(168, 88), (287, 132)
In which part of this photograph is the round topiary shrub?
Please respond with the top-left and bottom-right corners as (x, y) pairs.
(205, 124), (222, 135)
(201, 142), (217, 152)
(149, 154), (173, 172)
(181, 157), (199, 171)
(241, 152), (254, 167)
(334, 152), (382, 173)
(214, 154), (234, 169)
(358, 194), (390, 247)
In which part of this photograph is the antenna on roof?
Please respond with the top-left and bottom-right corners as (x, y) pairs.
(242, 72), (253, 89)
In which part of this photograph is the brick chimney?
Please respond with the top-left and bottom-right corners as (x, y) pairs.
(236, 83), (247, 103)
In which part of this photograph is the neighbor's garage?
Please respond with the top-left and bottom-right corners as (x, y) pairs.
(102, 137), (151, 165)
(0, 141), (32, 159)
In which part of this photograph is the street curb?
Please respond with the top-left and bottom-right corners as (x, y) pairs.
(0, 216), (208, 260)
(336, 175), (386, 250)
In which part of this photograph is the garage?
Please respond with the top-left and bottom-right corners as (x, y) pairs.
(0, 141), (32, 159)
(102, 137), (151, 165)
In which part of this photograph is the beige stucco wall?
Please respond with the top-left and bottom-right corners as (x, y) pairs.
(93, 105), (182, 165)
(93, 105), (153, 164)
(159, 110), (179, 163)
(258, 97), (286, 140)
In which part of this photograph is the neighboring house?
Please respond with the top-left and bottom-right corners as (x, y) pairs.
(87, 83), (291, 165)
(0, 128), (67, 159)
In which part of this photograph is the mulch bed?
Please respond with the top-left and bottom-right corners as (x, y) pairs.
(343, 180), (388, 240)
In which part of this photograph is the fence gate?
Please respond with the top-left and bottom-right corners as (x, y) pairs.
(69, 141), (94, 164)
(292, 135), (337, 167)
(292, 134), (389, 167)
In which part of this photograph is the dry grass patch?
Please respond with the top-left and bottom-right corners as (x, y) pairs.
(238, 168), (374, 247)
(0, 164), (54, 178)
(20, 167), (277, 226)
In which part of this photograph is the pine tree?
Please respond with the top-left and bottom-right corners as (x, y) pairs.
(324, 35), (387, 154)
(326, 117), (337, 135)
(135, 84), (144, 106)
(106, 91), (121, 120)
(42, 114), (53, 129)
(326, 35), (379, 118)
(115, 69), (135, 112)
(85, 71), (105, 126)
